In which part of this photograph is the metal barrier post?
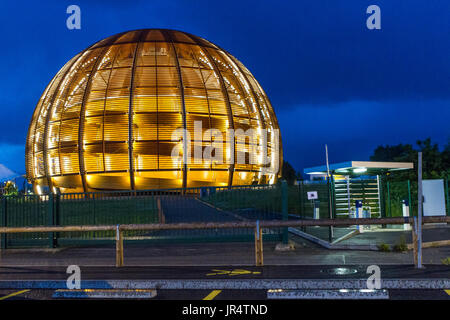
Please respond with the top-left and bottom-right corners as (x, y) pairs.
(116, 224), (124, 267)
(402, 200), (411, 230)
(281, 180), (288, 244)
(355, 200), (363, 232)
(313, 200), (320, 220)
(417, 152), (423, 269)
(254, 220), (263, 266)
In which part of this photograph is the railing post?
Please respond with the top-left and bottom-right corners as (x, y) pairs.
(417, 152), (423, 268)
(1, 197), (6, 250)
(254, 220), (263, 266)
(412, 217), (418, 267)
(48, 193), (56, 248)
(115, 224), (124, 267)
(157, 198), (165, 224)
(281, 180), (288, 244)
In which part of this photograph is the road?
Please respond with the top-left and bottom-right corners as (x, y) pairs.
(0, 264), (448, 300)
(1, 264), (449, 280)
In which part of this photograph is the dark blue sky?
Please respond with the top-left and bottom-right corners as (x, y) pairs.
(1, 0), (449, 174)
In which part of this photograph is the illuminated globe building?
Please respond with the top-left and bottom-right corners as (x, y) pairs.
(26, 29), (282, 193)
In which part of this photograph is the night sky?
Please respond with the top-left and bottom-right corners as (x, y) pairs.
(1, 0), (449, 175)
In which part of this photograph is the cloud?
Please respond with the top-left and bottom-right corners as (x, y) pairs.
(0, 144), (25, 174)
(278, 99), (450, 172)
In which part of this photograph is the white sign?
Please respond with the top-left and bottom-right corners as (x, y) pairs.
(423, 179), (446, 216)
(307, 191), (318, 200)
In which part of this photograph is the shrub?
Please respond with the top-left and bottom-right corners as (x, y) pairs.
(377, 243), (391, 252)
(392, 235), (408, 252)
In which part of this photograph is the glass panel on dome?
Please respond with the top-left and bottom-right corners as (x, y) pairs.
(170, 30), (195, 44)
(113, 43), (137, 68)
(174, 43), (198, 68)
(143, 29), (165, 41)
(113, 30), (141, 44)
(155, 42), (176, 66)
(136, 42), (157, 66)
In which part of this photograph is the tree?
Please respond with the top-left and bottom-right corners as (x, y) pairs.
(369, 138), (450, 181)
(281, 161), (301, 185)
(3, 181), (18, 196)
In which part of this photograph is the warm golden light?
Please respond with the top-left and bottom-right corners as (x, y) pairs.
(26, 29), (282, 193)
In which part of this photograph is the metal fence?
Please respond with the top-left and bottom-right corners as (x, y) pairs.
(1, 216), (448, 267)
(382, 176), (450, 218)
(1, 177), (448, 248)
(0, 185), (289, 248)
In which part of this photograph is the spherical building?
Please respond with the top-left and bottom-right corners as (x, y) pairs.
(26, 29), (282, 193)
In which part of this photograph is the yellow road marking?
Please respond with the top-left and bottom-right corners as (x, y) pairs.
(203, 290), (222, 300)
(445, 289), (450, 296)
(206, 269), (261, 276)
(0, 289), (30, 301)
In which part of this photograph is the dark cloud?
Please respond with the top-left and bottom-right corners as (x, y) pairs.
(0, 0), (448, 173)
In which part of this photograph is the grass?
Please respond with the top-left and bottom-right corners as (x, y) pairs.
(203, 184), (331, 218)
(377, 243), (391, 252)
(392, 235), (408, 252)
(442, 257), (450, 265)
(3, 195), (159, 241)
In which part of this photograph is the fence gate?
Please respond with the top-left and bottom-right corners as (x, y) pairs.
(334, 176), (381, 218)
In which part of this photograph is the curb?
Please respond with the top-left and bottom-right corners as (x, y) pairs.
(267, 289), (390, 299)
(0, 278), (448, 290)
(288, 227), (379, 251)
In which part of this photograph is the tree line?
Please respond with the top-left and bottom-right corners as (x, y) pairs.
(282, 138), (450, 184)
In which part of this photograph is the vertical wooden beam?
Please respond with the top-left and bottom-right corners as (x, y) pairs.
(115, 225), (124, 267)
(412, 217), (418, 267)
(254, 221), (263, 266)
(157, 197), (165, 224)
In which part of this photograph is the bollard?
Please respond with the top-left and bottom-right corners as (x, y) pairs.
(402, 200), (411, 230)
(115, 225), (124, 267)
(254, 221), (263, 266)
(355, 200), (363, 233)
(313, 200), (320, 220)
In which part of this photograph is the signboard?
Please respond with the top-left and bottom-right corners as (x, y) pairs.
(423, 179), (446, 216)
(307, 191), (318, 200)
